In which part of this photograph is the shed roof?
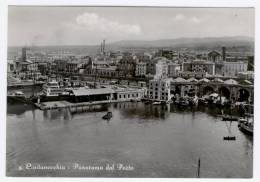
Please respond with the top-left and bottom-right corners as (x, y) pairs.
(224, 79), (238, 85)
(173, 77), (187, 82)
(72, 87), (115, 96)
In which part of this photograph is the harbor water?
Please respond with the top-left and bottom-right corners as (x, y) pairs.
(6, 102), (253, 178)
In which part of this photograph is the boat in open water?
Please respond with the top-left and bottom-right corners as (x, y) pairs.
(102, 112), (113, 120)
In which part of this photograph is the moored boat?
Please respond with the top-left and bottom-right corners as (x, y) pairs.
(238, 117), (253, 136)
(152, 101), (162, 105)
(102, 111), (113, 120)
(222, 115), (238, 121)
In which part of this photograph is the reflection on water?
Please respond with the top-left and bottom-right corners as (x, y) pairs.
(6, 102), (253, 177)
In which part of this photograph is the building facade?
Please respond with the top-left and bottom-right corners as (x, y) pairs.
(135, 62), (147, 77)
(148, 78), (172, 101)
(222, 61), (248, 77)
(168, 63), (181, 78)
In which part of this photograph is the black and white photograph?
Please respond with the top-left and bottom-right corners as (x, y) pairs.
(1, 2), (258, 180)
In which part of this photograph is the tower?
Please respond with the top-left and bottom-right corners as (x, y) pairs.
(222, 46), (226, 61)
(22, 47), (27, 62)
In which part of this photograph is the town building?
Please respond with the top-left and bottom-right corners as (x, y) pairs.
(155, 60), (168, 79)
(182, 60), (215, 77)
(222, 61), (248, 77)
(148, 78), (172, 101)
(208, 50), (222, 62)
(7, 60), (15, 73)
(117, 55), (137, 77)
(177, 71), (206, 79)
(237, 71), (254, 80)
(115, 86), (146, 101)
(135, 62), (147, 77)
(168, 63), (181, 78)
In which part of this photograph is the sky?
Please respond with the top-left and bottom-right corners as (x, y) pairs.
(8, 6), (254, 46)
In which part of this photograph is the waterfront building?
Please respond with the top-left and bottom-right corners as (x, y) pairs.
(148, 78), (172, 101)
(67, 86), (146, 103)
(170, 77), (197, 97)
(70, 87), (115, 102)
(115, 87), (146, 101)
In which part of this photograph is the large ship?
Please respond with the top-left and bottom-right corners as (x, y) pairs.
(42, 81), (63, 97)
(36, 80), (72, 102)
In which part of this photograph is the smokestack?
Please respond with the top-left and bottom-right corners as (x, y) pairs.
(103, 39), (105, 53)
(22, 47), (27, 62)
(100, 42), (103, 53)
(222, 46), (226, 61)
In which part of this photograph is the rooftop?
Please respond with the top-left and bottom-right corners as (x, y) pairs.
(72, 87), (115, 96)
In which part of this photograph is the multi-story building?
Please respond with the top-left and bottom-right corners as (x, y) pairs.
(27, 60), (38, 72)
(146, 57), (169, 75)
(148, 78), (172, 101)
(116, 87), (146, 101)
(54, 59), (67, 72)
(177, 71), (206, 79)
(7, 60), (15, 73)
(117, 55), (137, 77)
(135, 62), (147, 77)
(168, 63), (181, 78)
(222, 61), (248, 77)
(182, 60), (215, 75)
(237, 71), (254, 80)
(91, 66), (118, 78)
(208, 50), (222, 62)
(155, 60), (168, 79)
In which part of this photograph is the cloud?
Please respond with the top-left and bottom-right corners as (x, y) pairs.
(173, 14), (202, 24)
(174, 14), (185, 21)
(73, 12), (141, 35)
(190, 16), (201, 23)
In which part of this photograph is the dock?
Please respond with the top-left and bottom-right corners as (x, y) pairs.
(34, 99), (139, 110)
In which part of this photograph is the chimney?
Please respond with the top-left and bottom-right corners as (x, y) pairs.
(222, 46), (226, 61)
(22, 47), (27, 62)
(103, 39), (105, 53)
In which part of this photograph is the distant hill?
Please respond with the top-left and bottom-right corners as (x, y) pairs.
(108, 36), (254, 53)
(8, 36), (254, 59)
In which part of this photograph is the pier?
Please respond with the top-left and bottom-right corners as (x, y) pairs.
(34, 99), (139, 110)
